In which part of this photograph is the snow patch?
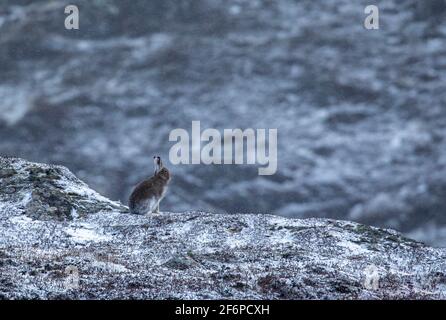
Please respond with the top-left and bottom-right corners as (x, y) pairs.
(92, 261), (130, 273)
(9, 215), (35, 225)
(337, 239), (369, 255)
(71, 208), (79, 219)
(65, 226), (111, 243)
(269, 230), (295, 245)
(56, 178), (118, 206)
(20, 192), (32, 207)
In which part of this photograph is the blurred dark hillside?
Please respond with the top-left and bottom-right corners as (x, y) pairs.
(1, 0), (446, 246)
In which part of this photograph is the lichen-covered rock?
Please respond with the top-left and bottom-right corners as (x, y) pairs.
(0, 157), (127, 221)
(0, 157), (445, 299)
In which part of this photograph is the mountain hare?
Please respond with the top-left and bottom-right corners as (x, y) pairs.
(129, 156), (171, 214)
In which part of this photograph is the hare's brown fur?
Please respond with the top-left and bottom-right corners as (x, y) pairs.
(129, 164), (170, 214)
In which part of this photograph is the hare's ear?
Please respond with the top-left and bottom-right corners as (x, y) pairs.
(153, 156), (159, 174)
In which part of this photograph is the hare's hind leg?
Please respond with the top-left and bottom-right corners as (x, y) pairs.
(149, 199), (160, 214)
(155, 194), (167, 213)
(153, 201), (160, 214)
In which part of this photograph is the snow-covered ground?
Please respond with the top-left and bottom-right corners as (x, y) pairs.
(1, 156), (445, 299)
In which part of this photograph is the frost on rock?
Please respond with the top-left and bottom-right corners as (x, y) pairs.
(0, 157), (446, 299)
(0, 157), (127, 221)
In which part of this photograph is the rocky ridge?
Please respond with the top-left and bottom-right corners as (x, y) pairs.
(0, 157), (445, 299)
